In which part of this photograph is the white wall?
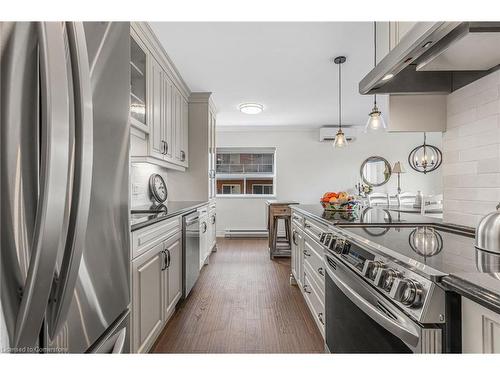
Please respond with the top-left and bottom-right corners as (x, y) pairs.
(216, 128), (442, 234)
(443, 71), (500, 228)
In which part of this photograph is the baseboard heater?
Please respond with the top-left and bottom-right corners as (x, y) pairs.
(224, 229), (268, 238)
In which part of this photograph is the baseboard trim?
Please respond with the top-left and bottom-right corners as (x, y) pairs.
(222, 229), (268, 238)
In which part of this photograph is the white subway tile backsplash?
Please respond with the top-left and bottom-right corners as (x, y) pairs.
(447, 107), (476, 128)
(458, 115), (499, 137)
(459, 144), (500, 162)
(130, 162), (169, 208)
(477, 98), (500, 119)
(442, 161), (477, 176)
(443, 71), (500, 228)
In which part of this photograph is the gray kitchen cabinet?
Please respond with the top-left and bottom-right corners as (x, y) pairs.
(131, 217), (183, 353)
(130, 31), (149, 132)
(462, 297), (500, 353)
(199, 206), (209, 268)
(148, 58), (165, 160)
(164, 232), (182, 318)
(291, 223), (304, 288)
(290, 210), (326, 338)
(129, 22), (190, 171)
(208, 201), (217, 253)
(131, 242), (164, 353)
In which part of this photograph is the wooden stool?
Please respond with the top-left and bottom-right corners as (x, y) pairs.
(271, 215), (292, 259)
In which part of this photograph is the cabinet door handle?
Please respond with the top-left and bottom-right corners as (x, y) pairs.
(304, 223), (311, 229)
(166, 249), (171, 268)
(180, 150), (185, 161)
(318, 312), (324, 325)
(303, 285), (311, 294)
(202, 222), (207, 233)
(165, 142), (169, 155)
(211, 215), (216, 224)
(303, 250), (311, 257)
(292, 230), (298, 246)
(161, 250), (167, 271)
(317, 267), (325, 276)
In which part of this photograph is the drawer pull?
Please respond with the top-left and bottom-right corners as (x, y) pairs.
(318, 312), (324, 325)
(317, 267), (325, 276)
(304, 223), (311, 229)
(303, 250), (311, 257)
(303, 285), (311, 294)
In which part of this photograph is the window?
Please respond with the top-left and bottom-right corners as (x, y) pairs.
(252, 184), (273, 195)
(216, 148), (276, 196)
(221, 184), (241, 195)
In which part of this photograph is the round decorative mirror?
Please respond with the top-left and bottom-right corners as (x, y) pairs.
(360, 156), (392, 187)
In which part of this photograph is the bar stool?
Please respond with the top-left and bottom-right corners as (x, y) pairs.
(271, 215), (292, 259)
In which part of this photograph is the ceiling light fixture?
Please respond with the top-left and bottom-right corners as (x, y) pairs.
(365, 22), (388, 133)
(239, 103), (263, 114)
(333, 56), (348, 148)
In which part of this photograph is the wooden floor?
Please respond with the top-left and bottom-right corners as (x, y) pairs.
(153, 238), (324, 353)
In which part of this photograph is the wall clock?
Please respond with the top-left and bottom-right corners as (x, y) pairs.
(149, 173), (168, 203)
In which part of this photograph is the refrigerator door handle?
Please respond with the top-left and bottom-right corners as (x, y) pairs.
(47, 22), (94, 339)
(13, 22), (71, 348)
(111, 327), (127, 353)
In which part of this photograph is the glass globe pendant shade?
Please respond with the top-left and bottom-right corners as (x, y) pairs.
(365, 104), (387, 133)
(333, 128), (348, 148)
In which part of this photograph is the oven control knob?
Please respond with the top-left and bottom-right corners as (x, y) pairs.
(374, 268), (399, 292)
(391, 278), (423, 307)
(362, 261), (385, 281)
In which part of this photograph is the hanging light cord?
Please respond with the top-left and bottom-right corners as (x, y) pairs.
(338, 59), (342, 130)
(373, 21), (377, 107)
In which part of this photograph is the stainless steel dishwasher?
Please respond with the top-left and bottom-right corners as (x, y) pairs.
(183, 211), (200, 298)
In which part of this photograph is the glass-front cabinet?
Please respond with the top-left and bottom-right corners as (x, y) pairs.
(130, 34), (147, 129)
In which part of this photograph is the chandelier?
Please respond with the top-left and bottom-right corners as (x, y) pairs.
(408, 133), (442, 174)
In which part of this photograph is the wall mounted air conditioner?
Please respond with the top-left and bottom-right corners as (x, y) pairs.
(319, 126), (357, 143)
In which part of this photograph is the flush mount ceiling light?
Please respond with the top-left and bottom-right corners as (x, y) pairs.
(365, 22), (388, 133)
(239, 103), (263, 115)
(333, 56), (348, 148)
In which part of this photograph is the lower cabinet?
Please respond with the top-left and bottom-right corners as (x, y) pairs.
(131, 226), (182, 353)
(462, 297), (500, 353)
(131, 243), (164, 353)
(291, 223), (304, 288)
(291, 211), (325, 338)
(208, 202), (217, 252)
(164, 233), (182, 318)
(199, 214), (208, 269)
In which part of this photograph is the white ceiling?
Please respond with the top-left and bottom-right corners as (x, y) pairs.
(150, 22), (384, 129)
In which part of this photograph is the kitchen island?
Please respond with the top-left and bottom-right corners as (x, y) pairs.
(291, 204), (500, 353)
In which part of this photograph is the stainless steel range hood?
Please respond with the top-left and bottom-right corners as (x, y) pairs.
(359, 22), (500, 95)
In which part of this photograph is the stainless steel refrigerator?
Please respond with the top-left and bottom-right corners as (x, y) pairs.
(1, 22), (131, 353)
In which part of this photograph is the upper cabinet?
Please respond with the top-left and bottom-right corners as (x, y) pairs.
(130, 33), (148, 131)
(130, 23), (190, 171)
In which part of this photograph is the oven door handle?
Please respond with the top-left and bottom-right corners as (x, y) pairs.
(324, 255), (420, 349)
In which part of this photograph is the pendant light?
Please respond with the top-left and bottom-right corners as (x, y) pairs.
(365, 22), (387, 133)
(333, 56), (347, 148)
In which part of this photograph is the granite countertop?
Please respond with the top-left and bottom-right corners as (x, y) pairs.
(265, 200), (299, 205)
(292, 203), (500, 314)
(292, 204), (440, 227)
(130, 200), (208, 231)
(442, 273), (500, 314)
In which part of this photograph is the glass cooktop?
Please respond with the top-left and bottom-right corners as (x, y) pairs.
(340, 225), (478, 275)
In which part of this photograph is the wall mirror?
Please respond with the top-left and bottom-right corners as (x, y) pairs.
(360, 156), (392, 187)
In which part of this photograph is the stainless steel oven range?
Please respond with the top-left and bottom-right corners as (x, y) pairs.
(318, 224), (475, 353)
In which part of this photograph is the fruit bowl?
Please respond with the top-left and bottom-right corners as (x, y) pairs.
(320, 191), (359, 212)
